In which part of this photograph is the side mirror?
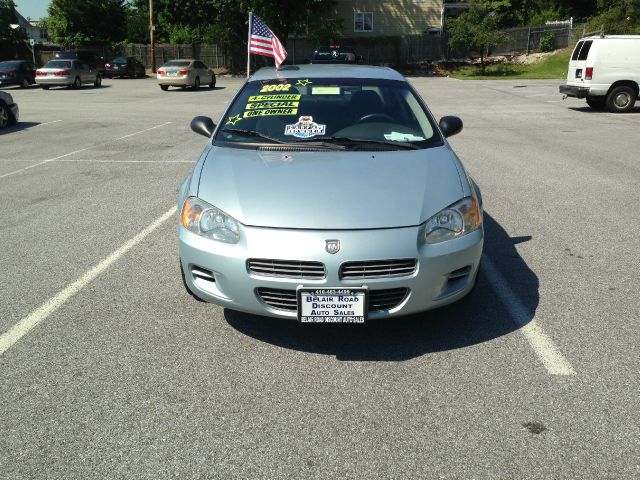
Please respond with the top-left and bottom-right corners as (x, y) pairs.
(439, 116), (463, 138)
(191, 116), (216, 138)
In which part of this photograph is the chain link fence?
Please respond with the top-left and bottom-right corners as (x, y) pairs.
(33, 23), (590, 72)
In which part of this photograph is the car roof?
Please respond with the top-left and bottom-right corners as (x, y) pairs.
(167, 58), (195, 62)
(250, 64), (405, 82)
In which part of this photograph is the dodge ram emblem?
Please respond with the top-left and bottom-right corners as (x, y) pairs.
(325, 240), (340, 254)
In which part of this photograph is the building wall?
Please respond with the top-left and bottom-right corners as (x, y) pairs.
(334, 0), (442, 37)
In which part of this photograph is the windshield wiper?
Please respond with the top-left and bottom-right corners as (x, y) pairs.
(221, 128), (285, 144)
(295, 136), (420, 150)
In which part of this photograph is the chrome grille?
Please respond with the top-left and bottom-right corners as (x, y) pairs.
(369, 288), (409, 311)
(256, 288), (297, 311)
(256, 288), (409, 313)
(339, 259), (417, 279)
(248, 259), (325, 279)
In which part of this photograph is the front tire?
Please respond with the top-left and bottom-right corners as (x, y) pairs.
(41, 85), (50, 90)
(193, 76), (200, 89)
(72, 77), (81, 89)
(606, 85), (636, 113)
(20, 78), (29, 88)
(160, 85), (169, 91)
(0, 103), (10, 128)
(586, 96), (605, 110)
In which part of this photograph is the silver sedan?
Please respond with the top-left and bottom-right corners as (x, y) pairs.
(179, 65), (483, 323)
(156, 59), (216, 91)
(35, 59), (102, 89)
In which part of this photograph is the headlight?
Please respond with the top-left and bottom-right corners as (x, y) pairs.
(180, 197), (240, 244)
(424, 197), (481, 244)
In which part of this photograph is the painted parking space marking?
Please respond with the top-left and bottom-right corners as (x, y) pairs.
(482, 256), (576, 376)
(33, 120), (63, 128)
(0, 122), (173, 180)
(0, 207), (177, 358)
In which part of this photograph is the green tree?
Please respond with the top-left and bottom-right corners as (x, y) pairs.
(46, 0), (127, 46)
(124, 1), (149, 44)
(588, 0), (640, 34)
(1, 0), (19, 41)
(448, 1), (508, 72)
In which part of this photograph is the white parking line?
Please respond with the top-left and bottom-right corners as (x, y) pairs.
(0, 122), (173, 180)
(33, 120), (63, 128)
(55, 159), (192, 163)
(482, 256), (576, 376)
(0, 207), (177, 358)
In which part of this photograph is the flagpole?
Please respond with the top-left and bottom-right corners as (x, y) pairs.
(247, 12), (252, 79)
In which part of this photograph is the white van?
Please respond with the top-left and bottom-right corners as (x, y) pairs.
(560, 35), (640, 113)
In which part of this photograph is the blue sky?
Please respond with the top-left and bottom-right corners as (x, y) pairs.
(14, 0), (51, 20)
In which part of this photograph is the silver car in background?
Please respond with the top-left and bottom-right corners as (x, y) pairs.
(156, 59), (216, 91)
(36, 59), (102, 89)
(179, 65), (483, 323)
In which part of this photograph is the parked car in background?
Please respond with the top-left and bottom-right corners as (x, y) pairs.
(560, 35), (640, 113)
(310, 46), (361, 64)
(36, 60), (102, 90)
(0, 60), (36, 88)
(105, 56), (146, 78)
(54, 50), (106, 76)
(0, 90), (19, 128)
(156, 59), (216, 91)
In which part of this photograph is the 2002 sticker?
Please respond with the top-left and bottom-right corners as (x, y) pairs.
(259, 84), (292, 92)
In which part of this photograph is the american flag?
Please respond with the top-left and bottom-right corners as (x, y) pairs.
(249, 14), (287, 68)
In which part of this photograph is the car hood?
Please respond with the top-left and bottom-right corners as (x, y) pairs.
(197, 145), (464, 229)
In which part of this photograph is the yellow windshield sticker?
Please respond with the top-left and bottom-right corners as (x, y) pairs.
(259, 83), (292, 93)
(243, 108), (298, 118)
(295, 79), (312, 87)
(246, 101), (299, 110)
(226, 114), (242, 125)
(248, 94), (301, 102)
(311, 86), (340, 95)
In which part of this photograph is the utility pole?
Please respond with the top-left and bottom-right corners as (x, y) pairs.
(149, 0), (156, 73)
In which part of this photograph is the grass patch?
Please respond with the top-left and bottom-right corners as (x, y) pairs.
(448, 49), (571, 80)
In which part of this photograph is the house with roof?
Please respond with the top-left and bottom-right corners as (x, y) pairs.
(11, 10), (52, 46)
(333, 0), (472, 37)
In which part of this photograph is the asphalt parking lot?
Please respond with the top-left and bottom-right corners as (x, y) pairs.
(1, 75), (639, 479)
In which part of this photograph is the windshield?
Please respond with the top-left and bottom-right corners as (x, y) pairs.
(0, 61), (21, 71)
(164, 60), (191, 67)
(112, 57), (128, 63)
(216, 77), (441, 149)
(44, 60), (72, 69)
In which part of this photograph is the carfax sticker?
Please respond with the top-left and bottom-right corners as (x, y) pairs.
(284, 116), (326, 138)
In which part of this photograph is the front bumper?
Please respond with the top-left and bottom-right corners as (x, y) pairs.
(559, 84), (590, 98)
(179, 224), (483, 320)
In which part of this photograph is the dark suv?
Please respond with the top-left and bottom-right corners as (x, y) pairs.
(54, 51), (105, 75)
(310, 46), (361, 64)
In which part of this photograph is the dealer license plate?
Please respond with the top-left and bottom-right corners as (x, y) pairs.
(297, 287), (368, 323)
